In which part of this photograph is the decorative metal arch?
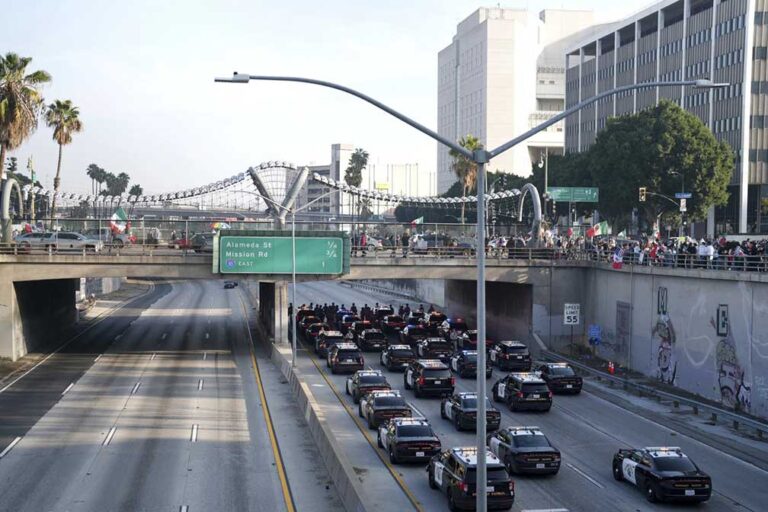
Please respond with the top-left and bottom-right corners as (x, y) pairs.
(516, 183), (542, 243)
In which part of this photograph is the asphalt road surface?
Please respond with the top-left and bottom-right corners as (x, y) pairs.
(292, 281), (768, 512)
(0, 279), (340, 512)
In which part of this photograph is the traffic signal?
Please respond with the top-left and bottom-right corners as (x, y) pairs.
(639, 187), (647, 202)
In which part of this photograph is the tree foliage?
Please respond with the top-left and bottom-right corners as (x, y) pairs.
(449, 134), (483, 222)
(0, 52), (51, 181)
(344, 148), (368, 188)
(129, 184), (143, 196)
(45, 99), (83, 218)
(589, 100), (733, 229)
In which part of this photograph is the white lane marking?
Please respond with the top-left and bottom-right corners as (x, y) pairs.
(205, 332), (209, 339)
(190, 424), (199, 442)
(130, 382), (141, 395)
(161, 333), (167, 340)
(0, 437), (22, 459)
(61, 383), (74, 396)
(102, 427), (117, 446)
(0, 281), (155, 396)
(94, 354), (102, 362)
(150, 353), (157, 360)
(408, 402), (426, 419)
(198, 379), (204, 391)
(207, 319), (211, 325)
(202, 352), (207, 361)
(566, 462), (605, 489)
(179, 506), (189, 512)
(114, 334), (122, 341)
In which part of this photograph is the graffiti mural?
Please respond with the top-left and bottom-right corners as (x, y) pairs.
(652, 287), (677, 384)
(615, 301), (631, 361)
(712, 304), (751, 411)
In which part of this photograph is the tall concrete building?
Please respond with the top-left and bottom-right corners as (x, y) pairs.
(565, 0), (768, 234)
(436, 7), (597, 193)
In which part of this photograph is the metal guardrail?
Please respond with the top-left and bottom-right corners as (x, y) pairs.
(541, 350), (768, 439)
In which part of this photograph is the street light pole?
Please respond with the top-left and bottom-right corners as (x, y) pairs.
(216, 73), (727, 512)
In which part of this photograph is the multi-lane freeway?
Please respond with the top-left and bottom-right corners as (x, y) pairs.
(291, 281), (768, 512)
(0, 280), (341, 512)
(1, 277), (766, 512)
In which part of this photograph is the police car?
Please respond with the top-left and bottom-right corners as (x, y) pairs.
(404, 360), (454, 398)
(613, 447), (712, 503)
(416, 337), (453, 361)
(449, 350), (492, 379)
(487, 427), (561, 475)
(380, 344), (416, 371)
(427, 447), (514, 511)
(345, 370), (391, 403)
(536, 362), (582, 393)
(491, 373), (552, 412)
(440, 392), (501, 431)
(377, 417), (441, 463)
(358, 390), (412, 429)
(488, 340), (531, 371)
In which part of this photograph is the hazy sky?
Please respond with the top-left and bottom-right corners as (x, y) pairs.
(6, 0), (639, 194)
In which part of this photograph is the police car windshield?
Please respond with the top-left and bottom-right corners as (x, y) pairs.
(423, 369), (451, 379)
(512, 435), (551, 448)
(461, 397), (492, 409)
(549, 366), (576, 376)
(337, 349), (360, 357)
(654, 457), (697, 472)
(374, 396), (406, 407)
(521, 383), (549, 393)
(360, 375), (387, 384)
(466, 467), (509, 483)
(392, 349), (414, 357)
(388, 316), (403, 322)
(365, 332), (386, 340)
(397, 425), (433, 437)
(462, 353), (478, 363)
(506, 346), (528, 353)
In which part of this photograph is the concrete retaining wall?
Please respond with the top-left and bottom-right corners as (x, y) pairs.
(270, 343), (368, 512)
(583, 267), (768, 419)
(357, 279), (446, 308)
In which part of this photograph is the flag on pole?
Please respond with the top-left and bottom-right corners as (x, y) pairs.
(410, 216), (424, 227)
(109, 207), (128, 233)
(586, 221), (609, 238)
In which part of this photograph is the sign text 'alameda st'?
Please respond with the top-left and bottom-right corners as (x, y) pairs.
(218, 236), (344, 275)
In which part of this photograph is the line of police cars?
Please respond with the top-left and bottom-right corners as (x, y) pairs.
(295, 305), (712, 510)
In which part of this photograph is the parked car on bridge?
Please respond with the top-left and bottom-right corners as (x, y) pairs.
(82, 227), (136, 247)
(190, 233), (214, 253)
(355, 329), (387, 351)
(13, 232), (51, 252)
(27, 232), (104, 253)
(415, 337), (453, 362)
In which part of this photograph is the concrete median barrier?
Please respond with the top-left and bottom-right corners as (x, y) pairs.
(270, 342), (369, 512)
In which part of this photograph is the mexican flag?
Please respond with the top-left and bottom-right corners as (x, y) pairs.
(109, 207), (128, 233)
(586, 221), (608, 238)
(410, 216), (424, 227)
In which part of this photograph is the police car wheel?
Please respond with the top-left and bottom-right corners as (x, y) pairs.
(440, 403), (447, 419)
(353, 392), (360, 404)
(645, 482), (659, 503)
(492, 388), (500, 402)
(428, 468), (438, 489)
(612, 462), (623, 481)
(389, 446), (398, 464)
(377, 432), (383, 448)
(404, 375), (411, 390)
(448, 490), (460, 512)
(345, 382), (350, 395)
(454, 415), (462, 431)
(414, 385), (421, 398)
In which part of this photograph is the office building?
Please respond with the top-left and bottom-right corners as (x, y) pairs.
(565, 0), (768, 234)
(437, 7), (597, 193)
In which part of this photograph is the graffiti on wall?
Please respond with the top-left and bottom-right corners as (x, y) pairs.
(711, 304), (751, 411)
(652, 287), (677, 385)
(615, 301), (631, 360)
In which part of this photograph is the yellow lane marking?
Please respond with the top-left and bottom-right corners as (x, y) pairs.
(237, 295), (296, 512)
(305, 345), (424, 511)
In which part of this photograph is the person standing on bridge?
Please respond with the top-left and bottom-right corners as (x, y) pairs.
(401, 231), (409, 258)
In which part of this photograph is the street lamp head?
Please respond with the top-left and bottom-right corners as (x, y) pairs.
(214, 72), (250, 83)
(692, 79), (729, 89)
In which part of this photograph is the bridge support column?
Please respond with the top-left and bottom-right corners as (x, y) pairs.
(0, 279), (24, 361)
(274, 281), (289, 344)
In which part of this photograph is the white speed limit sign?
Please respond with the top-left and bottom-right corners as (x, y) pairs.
(564, 303), (580, 325)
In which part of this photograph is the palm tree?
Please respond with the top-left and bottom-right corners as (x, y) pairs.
(449, 134), (483, 224)
(45, 99), (83, 218)
(129, 184), (143, 196)
(0, 53), (52, 182)
(86, 163), (101, 195)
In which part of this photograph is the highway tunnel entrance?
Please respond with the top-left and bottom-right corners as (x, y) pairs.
(445, 280), (533, 342)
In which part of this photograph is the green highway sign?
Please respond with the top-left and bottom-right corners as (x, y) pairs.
(546, 187), (599, 203)
(219, 236), (343, 274)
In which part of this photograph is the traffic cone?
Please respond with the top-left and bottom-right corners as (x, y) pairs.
(608, 361), (615, 375)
